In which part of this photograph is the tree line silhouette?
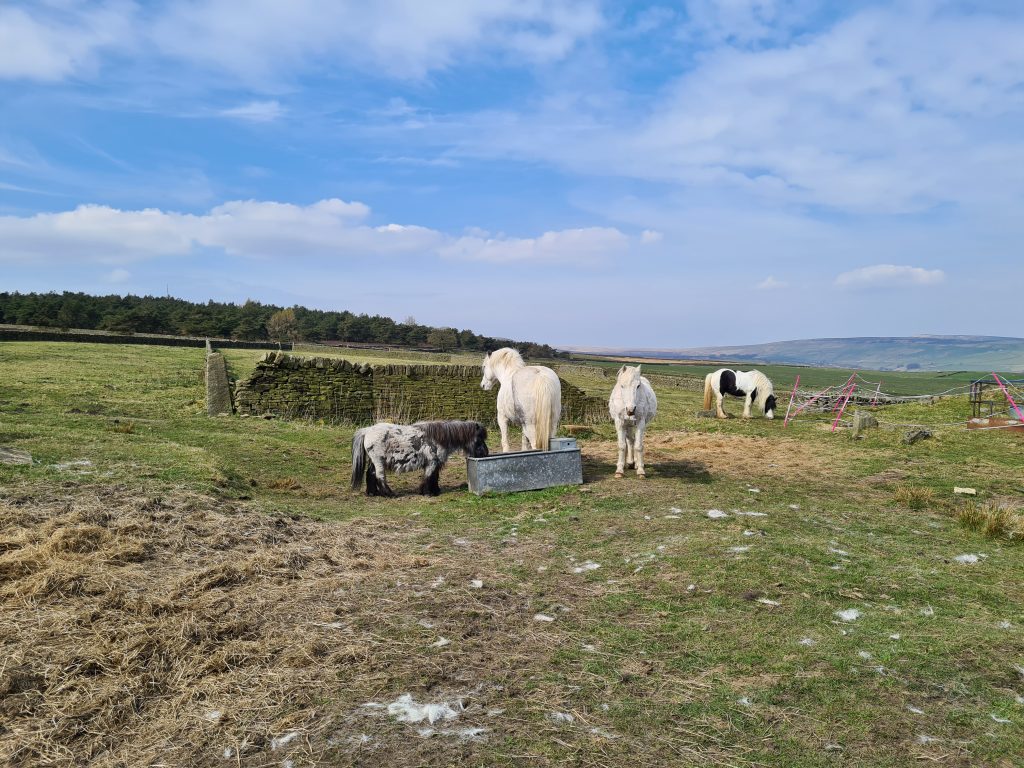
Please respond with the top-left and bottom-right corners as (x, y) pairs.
(0, 292), (564, 358)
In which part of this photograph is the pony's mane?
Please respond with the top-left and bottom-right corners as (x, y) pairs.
(414, 420), (484, 449)
(488, 347), (525, 371)
(743, 370), (774, 408)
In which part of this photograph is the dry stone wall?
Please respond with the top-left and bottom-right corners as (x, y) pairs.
(234, 352), (605, 425)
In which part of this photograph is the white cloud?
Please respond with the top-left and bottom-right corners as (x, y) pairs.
(834, 264), (945, 289)
(150, 0), (603, 82)
(756, 275), (787, 290)
(218, 100), (284, 122)
(0, 2), (135, 81)
(438, 227), (629, 264)
(640, 229), (663, 244)
(451, 5), (1024, 216)
(0, 198), (631, 266)
(106, 268), (131, 283)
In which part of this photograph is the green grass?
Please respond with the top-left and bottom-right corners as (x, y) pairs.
(2, 340), (1023, 766)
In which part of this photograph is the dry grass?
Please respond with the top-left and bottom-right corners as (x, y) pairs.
(892, 484), (936, 510)
(584, 430), (847, 482)
(957, 500), (1024, 540)
(0, 487), (611, 767)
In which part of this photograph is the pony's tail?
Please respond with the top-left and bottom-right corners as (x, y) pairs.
(533, 377), (557, 451)
(703, 373), (714, 411)
(350, 429), (367, 490)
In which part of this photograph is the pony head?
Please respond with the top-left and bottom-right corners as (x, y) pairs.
(480, 352), (497, 390)
(469, 423), (490, 458)
(765, 393), (777, 419)
(616, 365), (643, 418)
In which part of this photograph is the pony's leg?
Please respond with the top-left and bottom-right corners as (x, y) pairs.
(716, 392), (727, 418)
(634, 422), (648, 477)
(365, 464), (382, 496)
(371, 456), (396, 497)
(418, 463), (442, 496)
(614, 422), (627, 478)
(625, 425), (636, 469)
(522, 426), (533, 451)
(743, 394), (752, 418)
(498, 413), (511, 453)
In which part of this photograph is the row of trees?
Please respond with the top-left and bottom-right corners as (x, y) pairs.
(0, 292), (564, 358)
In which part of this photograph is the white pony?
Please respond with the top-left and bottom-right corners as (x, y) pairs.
(703, 368), (777, 419)
(480, 348), (561, 452)
(609, 365), (657, 478)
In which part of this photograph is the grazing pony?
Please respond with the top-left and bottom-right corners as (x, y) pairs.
(351, 420), (489, 497)
(703, 368), (777, 419)
(480, 348), (561, 452)
(609, 365), (657, 478)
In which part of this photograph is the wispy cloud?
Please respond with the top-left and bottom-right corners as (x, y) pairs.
(756, 276), (787, 290)
(218, 100), (285, 123)
(834, 264), (945, 289)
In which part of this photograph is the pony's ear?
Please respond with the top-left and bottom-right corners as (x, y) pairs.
(635, 365), (642, 374)
(619, 365), (627, 375)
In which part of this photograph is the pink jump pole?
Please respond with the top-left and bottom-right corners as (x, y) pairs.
(992, 373), (1024, 421)
(783, 375), (800, 427)
(832, 374), (856, 411)
(831, 384), (856, 433)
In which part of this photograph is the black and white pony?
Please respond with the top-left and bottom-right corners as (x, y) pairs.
(350, 420), (489, 497)
(703, 369), (777, 419)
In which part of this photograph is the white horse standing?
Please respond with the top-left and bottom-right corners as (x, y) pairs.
(609, 365), (657, 478)
(480, 348), (561, 452)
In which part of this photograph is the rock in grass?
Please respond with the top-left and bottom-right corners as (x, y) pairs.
(0, 447), (32, 465)
(903, 429), (932, 445)
(851, 410), (878, 437)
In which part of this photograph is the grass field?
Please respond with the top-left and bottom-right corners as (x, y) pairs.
(2, 341), (1023, 767)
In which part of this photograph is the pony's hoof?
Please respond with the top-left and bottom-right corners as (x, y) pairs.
(636, 471), (646, 478)
(614, 472), (624, 478)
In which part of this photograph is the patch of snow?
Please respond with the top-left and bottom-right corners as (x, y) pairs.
(644, 515), (651, 520)
(470, 579), (483, 589)
(788, 504), (800, 510)
(1016, 695), (1024, 705)
(737, 697), (752, 707)
(534, 613), (555, 622)
(582, 644), (596, 652)
(706, 509), (729, 519)
(664, 514), (680, 519)
(728, 546), (751, 553)
(430, 576), (446, 587)
(417, 619), (434, 629)
(487, 708), (506, 716)
(917, 734), (937, 745)
(799, 638), (816, 646)
(572, 561), (601, 573)
(669, 507), (682, 514)
(431, 637), (451, 648)
(747, 488), (761, 493)
(737, 511), (768, 517)
(548, 712), (574, 724)
(223, 747), (234, 758)
(386, 694), (462, 725)
(907, 705), (924, 715)
(687, 584), (695, 591)
(998, 620), (1012, 629)
(858, 650), (872, 660)
(756, 598), (780, 606)
(890, 634), (901, 641)
(453, 538), (470, 546)
(920, 606), (935, 617)
(204, 710), (222, 722)
(953, 554), (980, 564)
(656, 545), (666, 551)
(270, 731), (301, 750)
(829, 547), (850, 556)
(589, 727), (619, 739)
(836, 609), (861, 622)
(990, 714), (1012, 724)
(537, 566), (548, 572)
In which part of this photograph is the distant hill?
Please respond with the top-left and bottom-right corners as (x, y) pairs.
(564, 336), (1024, 372)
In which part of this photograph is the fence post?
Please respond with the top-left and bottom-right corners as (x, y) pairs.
(783, 375), (800, 427)
(992, 373), (1024, 421)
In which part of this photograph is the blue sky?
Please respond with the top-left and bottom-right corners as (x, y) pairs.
(1, 1), (1022, 348)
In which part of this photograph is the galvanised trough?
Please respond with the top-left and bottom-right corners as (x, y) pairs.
(466, 437), (583, 495)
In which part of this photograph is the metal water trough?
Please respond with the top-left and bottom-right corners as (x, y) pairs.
(466, 437), (583, 495)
